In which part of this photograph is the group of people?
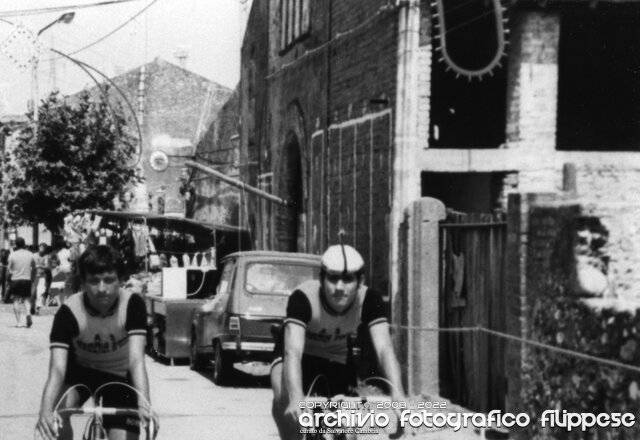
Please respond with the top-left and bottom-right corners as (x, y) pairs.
(30, 241), (405, 440)
(3, 238), (76, 328)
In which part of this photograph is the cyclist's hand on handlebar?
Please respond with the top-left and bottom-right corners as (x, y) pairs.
(389, 394), (411, 438)
(35, 409), (61, 440)
(284, 402), (302, 430)
(139, 404), (160, 436)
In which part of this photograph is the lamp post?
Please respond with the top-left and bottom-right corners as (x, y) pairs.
(32, 12), (75, 122)
(29, 12), (74, 246)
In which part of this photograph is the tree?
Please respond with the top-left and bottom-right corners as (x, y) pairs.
(1, 90), (140, 234)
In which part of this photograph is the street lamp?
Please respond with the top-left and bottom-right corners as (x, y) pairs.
(37, 12), (75, 37)
(32, 12), (75, 122)
(29, 12), (74, 246)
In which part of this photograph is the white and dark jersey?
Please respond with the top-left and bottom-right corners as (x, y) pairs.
(284, 279), (387, 364)
(50, 290), (147, 378)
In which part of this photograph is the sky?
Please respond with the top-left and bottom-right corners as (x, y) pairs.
(0, 0), (250, 115)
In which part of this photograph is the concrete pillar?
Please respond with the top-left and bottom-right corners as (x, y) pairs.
(395, 197), (446, 396)
(391, 0), (422, 311)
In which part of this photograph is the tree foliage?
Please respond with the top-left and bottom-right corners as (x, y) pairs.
(1, 90), (140, 233)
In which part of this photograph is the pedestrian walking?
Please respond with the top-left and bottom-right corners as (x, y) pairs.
(57, 241), (74, 304)
(8, 237), (36, 327)
(0, 249), (10, 303)
(33, 243), (52, 314)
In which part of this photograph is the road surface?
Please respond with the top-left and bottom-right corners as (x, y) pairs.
(0, 303), (484, 439)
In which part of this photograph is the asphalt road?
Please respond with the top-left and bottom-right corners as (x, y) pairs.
(0, 302), (483, 440)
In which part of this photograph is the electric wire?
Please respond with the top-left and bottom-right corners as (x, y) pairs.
(391, 324), (640, 375)
(50, 48), (143, 167)
(436, 0), (485, 16)
(44, 0), (159, 61)
(0, 0), (147, 18)
(267, 2), (511, 80)
(443, 7), (503, 36)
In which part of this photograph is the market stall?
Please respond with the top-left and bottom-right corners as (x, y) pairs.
(73, 210), (252, 363)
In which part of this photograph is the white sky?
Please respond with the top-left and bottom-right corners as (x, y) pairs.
(0, 0), (249, 115)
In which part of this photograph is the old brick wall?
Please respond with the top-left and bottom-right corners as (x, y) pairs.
(513, 199), (640, 439)
(240, 0), (270, 250)
(502, 10), (640, 302)
(506, 196), (579, 439)
(192, 89), (242, 227)
(504, 10), (560, 196)
(324, 1), (398, 295)
(254, 0), (400, 296)
(142, 59), (232, 214)
(267, 0), (327, 253)
(82, 58), (232, 215)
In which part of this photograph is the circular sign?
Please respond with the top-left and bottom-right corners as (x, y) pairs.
(149, 150), (169, 172)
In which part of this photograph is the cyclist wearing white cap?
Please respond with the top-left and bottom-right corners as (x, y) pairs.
(270, 244), (405, 440)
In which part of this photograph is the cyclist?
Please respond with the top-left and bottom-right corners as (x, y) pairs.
(271, 243), (406, 440)
(36, 245), (154, 440)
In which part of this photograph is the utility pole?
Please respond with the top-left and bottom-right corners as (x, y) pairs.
(31, 12), (75, 245)
(32, 12), (75, 122)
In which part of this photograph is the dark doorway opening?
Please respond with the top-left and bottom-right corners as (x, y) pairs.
(421, 172), (509, 213)
(276, 132), (304, 252)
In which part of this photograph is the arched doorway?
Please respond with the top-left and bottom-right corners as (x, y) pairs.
(275, 131), (304, 252)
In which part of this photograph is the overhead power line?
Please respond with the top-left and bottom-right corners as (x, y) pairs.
(45, 0), (159, 61)
(0, 0), (147, 18)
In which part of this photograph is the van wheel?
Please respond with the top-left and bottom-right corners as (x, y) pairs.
(212, 341), (233, 385)
(189, 331), (205, 371)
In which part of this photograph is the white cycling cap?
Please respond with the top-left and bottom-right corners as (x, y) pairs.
(321, 244), (364, 274)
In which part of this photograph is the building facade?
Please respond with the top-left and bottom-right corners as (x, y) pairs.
(241, 1), (640, 300)
(85, 58), (233, 216)
(191, 88), (244, 227)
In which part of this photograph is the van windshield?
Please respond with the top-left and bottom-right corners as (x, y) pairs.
(245, 263), (319, 295)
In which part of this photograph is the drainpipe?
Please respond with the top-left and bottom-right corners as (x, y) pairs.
(391, 0), (422, 392)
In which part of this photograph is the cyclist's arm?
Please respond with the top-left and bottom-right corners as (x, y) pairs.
(128, 334), (150, 403)
(283, 322), (306, 406)
(126, 293), (151, 405)
(369, 322), (405, 401)
(37, 347), (68, 440)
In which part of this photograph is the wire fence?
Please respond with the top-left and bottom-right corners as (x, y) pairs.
(391, 323), (640, 375)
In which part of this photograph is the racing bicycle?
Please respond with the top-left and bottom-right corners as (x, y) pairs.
(39, 382), (158, 440)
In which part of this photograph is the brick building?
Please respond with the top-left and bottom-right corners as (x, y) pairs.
(191, 88), (244, 227)
(240, 0), (640, 420)
(240, 0), (640, 298)
(83, 58), (233, 215)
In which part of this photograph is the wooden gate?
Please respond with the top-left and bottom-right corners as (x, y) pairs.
(438, 211), (507, 413)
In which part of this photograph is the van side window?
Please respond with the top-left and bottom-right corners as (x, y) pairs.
(216, 261), (235, 296)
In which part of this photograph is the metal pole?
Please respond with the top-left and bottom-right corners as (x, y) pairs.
(32, 60), (39, 122)
(184, 160), (291, 207)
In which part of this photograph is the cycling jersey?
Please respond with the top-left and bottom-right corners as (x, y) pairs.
(50, 289), (147, 378)
(283, 279), (387, 364)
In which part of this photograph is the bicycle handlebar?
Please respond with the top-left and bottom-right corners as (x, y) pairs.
(54, 407), (157, 439)
(56, 407), (142, 417)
